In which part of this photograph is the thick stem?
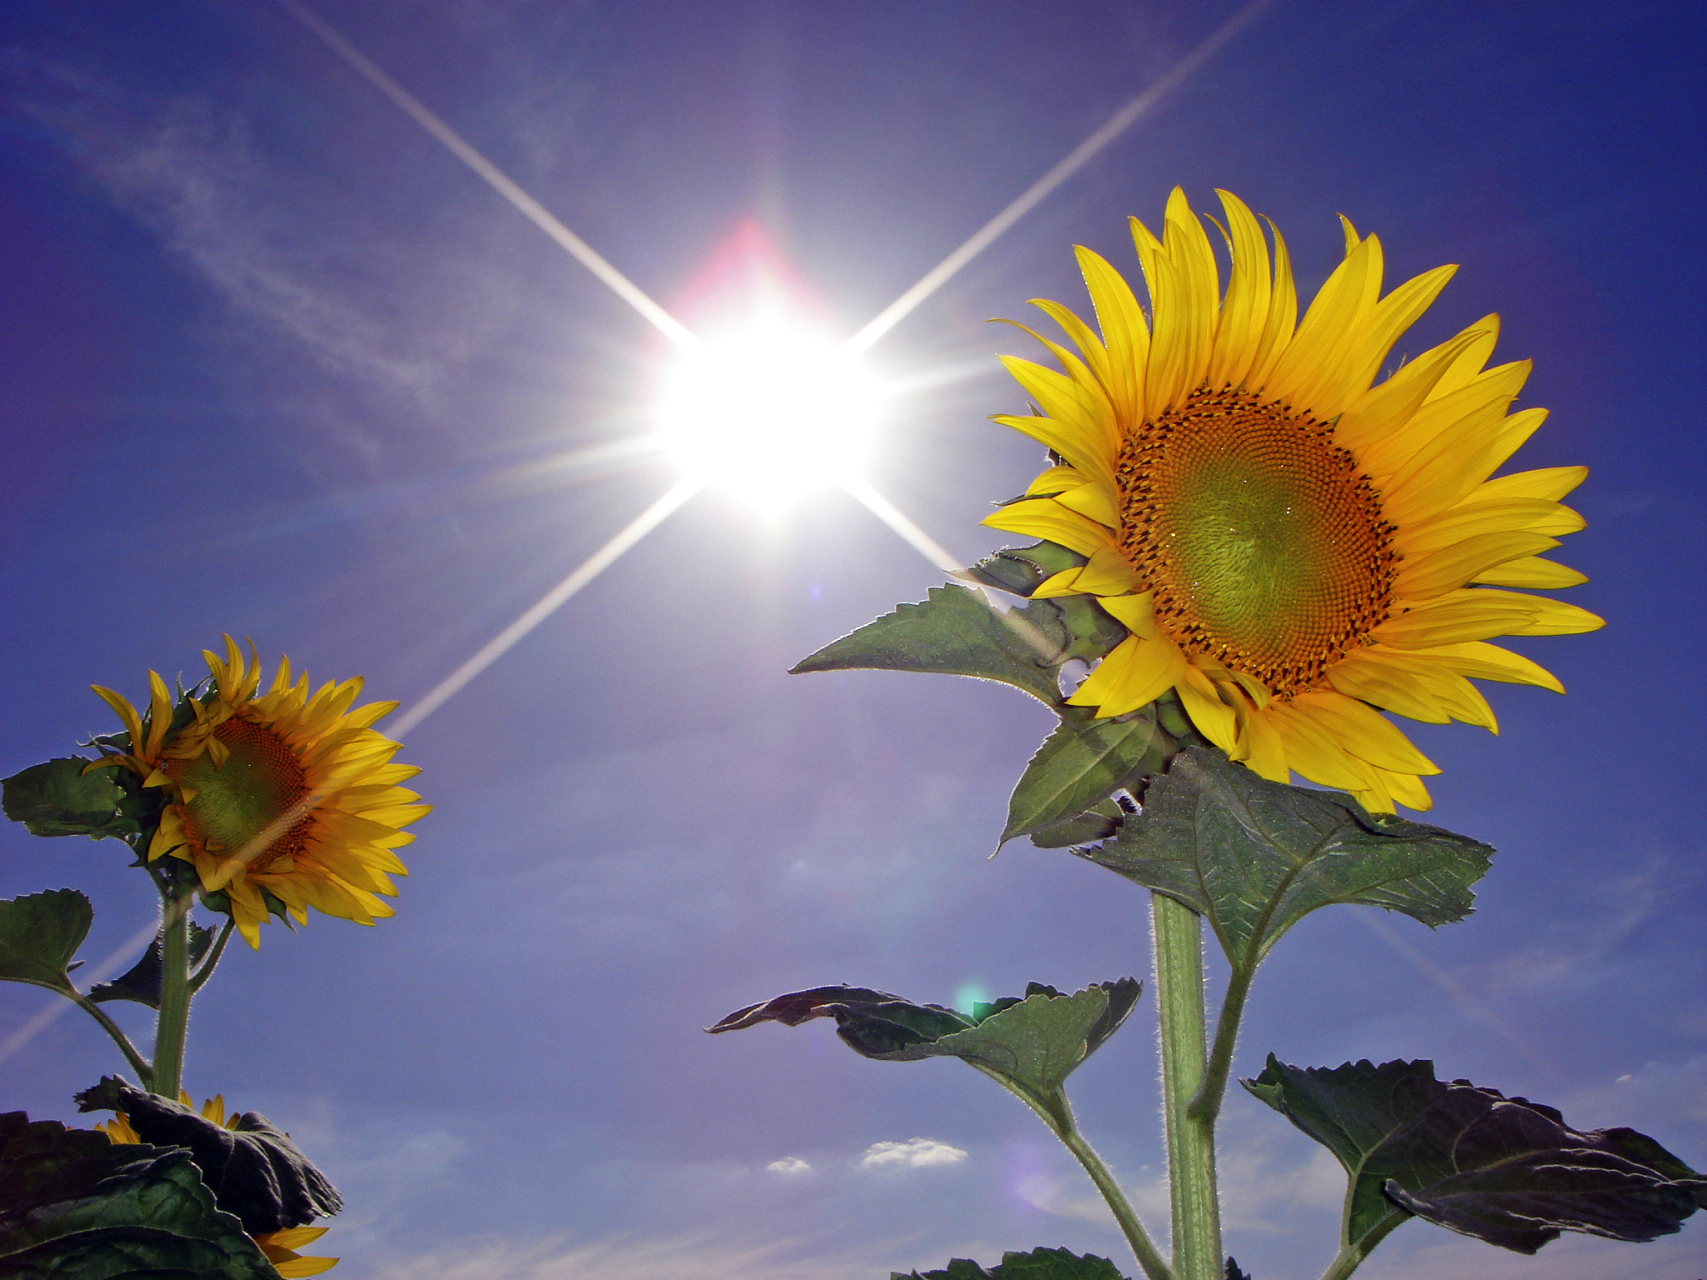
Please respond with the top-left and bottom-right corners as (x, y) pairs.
(1152, 892), (1221, 1280)
(1316, 1214), (1408, 1280)
(1056, 1124), (1177, 1280)
(149, 890), (195, 1098)
(68, 994), (153, 1087)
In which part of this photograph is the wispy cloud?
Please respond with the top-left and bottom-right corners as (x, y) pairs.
(858, 1137), (969, 1170)
(2, 51), (521, 403)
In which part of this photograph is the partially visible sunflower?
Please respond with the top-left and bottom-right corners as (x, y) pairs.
(91, 637), (428, 947)
(100, 1093), (339, 1278)
(986, 188), (1601, 812)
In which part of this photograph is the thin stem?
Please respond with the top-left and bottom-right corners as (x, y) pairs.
(1187, 962), (1255, 1129)
(68, 993), (153, 1087)
(187, 919), (235, 993)
(1316, 1214), (1408, 1280)
(1056, 1123), (1177, 1280)
(149, 889), (195, 1098)
(1152, 892), (1221, 1280)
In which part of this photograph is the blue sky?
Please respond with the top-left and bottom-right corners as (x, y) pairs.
(2, 2), (1704, 1277)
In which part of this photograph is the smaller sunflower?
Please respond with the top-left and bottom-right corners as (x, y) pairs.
(91, 637), (428, 948)
(100, 1094), (339, 1278)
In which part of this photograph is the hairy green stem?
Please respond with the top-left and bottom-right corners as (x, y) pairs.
(1187, 962), (1255, 1129)
(149, 890), (195, 1097)
(1056, 1123), (1177, 1280)
(188, 919), (235, 993)
(69, 994), (152, 1087)
(1152, 892), (1221, 1280)
(1317, 1214), (1408, 1280)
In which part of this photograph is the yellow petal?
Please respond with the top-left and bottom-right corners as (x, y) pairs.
(1392, 530), (1561, 599)
(1076, 245), (1150, 427)
(1067, 634), (1187, 718)
(1207, 190), (1272, 390)
(1385, 640), (1564, 693)
(1472, 556), (1588, 589)
(1289, 689), (1439, 775)
(983, 498), (1117, 559)
(1176, 665), (1238, 752)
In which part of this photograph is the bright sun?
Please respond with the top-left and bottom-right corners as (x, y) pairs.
(658, 320), (885, 505)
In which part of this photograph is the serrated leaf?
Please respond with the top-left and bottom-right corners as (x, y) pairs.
(791, 584), (1123, 706)
(1078, 750), (1492, 969)
(1244, 1056), (1705, 1255)
(1003, 708), (1166, 844)
(710, 980), (1140, 1130)
(75, 1079), (341, 1235)
(897, 1246), (1128, 1279)
(0, 890), (93, 996)
(88, 923), (217, 1009)
(0, 1111), (282, 1279)
(2, 758), (138, 841)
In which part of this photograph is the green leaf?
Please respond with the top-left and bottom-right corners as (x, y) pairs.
(75, 1079), (341, 1235)
(894, 1246), (1128, 1279)
(1026, 798), (1126, 850)
(88, 924), (217, 1010)
(791, 583), (1123, 706)
(1077, 749), (1492, 969)
(1223, 1260), (1252, 1280)
(1003, 707), (1167, 844)
(0, 890), (93, 996)
(709, 980), (1140, 1130)
(1244, 1056), (1706, 1256)
(0, 1111), (282, 1279)
(2, 758), (138, 841)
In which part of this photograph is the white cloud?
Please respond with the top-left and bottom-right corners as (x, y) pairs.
(858, 1137), (969, 1170)
(765, 1156), (812, 1175)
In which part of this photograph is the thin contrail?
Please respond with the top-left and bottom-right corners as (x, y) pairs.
(389, 479), (701, 737)
(273, 0), (698, 351)
(842, 0), (1276, 356)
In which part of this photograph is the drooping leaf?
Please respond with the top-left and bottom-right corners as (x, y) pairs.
(1244, 1056), (1706, 1256)
(0, 1111), (281, 1279)
(791, 583), (1123, 706)
(1, 757), (138, 841)
(710, 980), (1140, 1130)
(75, 1079), (341, 1235)
(0, 889), (93, 996)
(89, 923), (218, 1009)
(1224, 1260), (1252, 1280)
(1079, 750), (1492, 968)
(1003, 707), (1168, 844)
(895, 1245), (1128, 1279)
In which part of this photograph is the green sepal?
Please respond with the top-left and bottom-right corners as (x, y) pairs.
(0, 1111), (283, 1279)
(0, 890), (92, 996)
(959, 541), (1088, 598)
(1, 758), (139, 841)
(75, 1078), (342, 1235)
(1003, 706), (1170, 845)
(88, 924), (217, 1009)
(894, 1245), (1128, 1279)
(1078, 749), (1492, 969)
(709, 980), (1140, 1132)
(1244, 1055), (1706, 1256)
(791, 583), (1124, 707)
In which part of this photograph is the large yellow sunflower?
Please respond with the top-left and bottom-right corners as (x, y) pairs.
(100, 1094), (339, 1277)
(986, 188), (1601, 813)
(91, 637), (428, 947)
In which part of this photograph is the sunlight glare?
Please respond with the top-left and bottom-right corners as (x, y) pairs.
(659, 320), (884, 505)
